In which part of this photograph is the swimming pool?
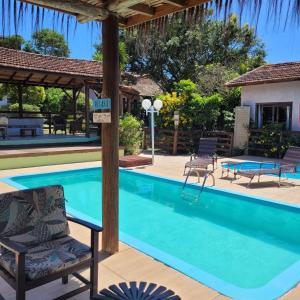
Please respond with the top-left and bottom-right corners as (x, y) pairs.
(222, 161), (300, 179)
(4, 168), (300, 300)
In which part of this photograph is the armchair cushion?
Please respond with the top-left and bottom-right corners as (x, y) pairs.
(0, 186), (70, 247)
(0, 236), (91, 280)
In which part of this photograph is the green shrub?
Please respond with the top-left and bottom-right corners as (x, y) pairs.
(119, 113), (143, 155)
(8, 103), (42, 117)
(222, 110), (235, 131)
(157, 80), (221, 130)
(255, 123), (300, 158)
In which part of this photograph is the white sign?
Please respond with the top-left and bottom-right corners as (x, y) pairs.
(93, 112), (111, 123)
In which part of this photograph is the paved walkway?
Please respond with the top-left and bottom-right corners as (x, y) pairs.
(0, 154), (299, 299)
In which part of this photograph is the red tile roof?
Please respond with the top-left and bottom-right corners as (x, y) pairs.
(0, 46), (103, 78)
(226, 62), (300, 87)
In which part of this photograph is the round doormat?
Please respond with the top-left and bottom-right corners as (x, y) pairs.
(98, 281), (181, 299)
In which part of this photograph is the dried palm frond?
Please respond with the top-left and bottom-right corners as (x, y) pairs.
(0, 0), (78, 36)
(0, 0), (300, 45)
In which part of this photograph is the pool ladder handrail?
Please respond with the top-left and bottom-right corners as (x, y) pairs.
(182, 170), (215, 200)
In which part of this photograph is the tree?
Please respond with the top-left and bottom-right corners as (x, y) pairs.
(0, 35), (25, 50)
(93, 33), (129, 71)
(43, 88), (65, 113)
(24, 29), (70, 57)
(0, 84), (46, 111)
(157, 79), (221, 130)
(126, 13), (265, 91)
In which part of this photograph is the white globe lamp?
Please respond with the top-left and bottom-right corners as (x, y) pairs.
(142, 99), (152, 110)
(153, 99), (163, 111)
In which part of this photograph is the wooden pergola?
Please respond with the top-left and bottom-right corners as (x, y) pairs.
(0, 46), (104, 136)
(17, 0), (210, 254)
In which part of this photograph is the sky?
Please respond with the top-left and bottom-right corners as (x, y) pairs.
(4, 1), (300, 64)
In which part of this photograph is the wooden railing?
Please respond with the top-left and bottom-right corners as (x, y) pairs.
(143, 128), (233, 156)
(0, 110), (87, 134)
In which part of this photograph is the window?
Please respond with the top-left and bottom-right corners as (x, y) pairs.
(256, 102), (292, 130)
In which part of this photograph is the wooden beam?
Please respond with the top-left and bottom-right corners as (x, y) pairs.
(129, 4), (155, 16)
(125, 0), (207, 27)
(9, 71), (17, 82)
(17, 85), (23, 118)
(62, 88), (73, 101)
(20, 0), (109, 21)
(102, 14), (120, 254)
(66, 78), (74, 86)
(75, 89), (81, 100)
(84, 84), (90, 138)
(0, 78), (88, 90)
(54, 76), (62, 84)
(108, 0), (141, 12)
(162, 0), (185, 7)
(39, 74), (48, 84)
(23, 73), (34, 83)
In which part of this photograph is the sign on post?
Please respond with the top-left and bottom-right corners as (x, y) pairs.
(92, 98), (111, 110)
(93, 112), (111, 123)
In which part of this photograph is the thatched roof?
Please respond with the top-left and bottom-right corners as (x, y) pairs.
(226, 61), (300, 87)
(15, 0), (209, 28)
(6, 0), (300, 30)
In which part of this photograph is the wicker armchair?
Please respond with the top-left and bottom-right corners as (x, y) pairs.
(0, 185), (102, 300)
(52, 115), (67, 134)
(70, 116), (84, 135)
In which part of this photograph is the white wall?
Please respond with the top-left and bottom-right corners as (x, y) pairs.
(241, 81), (300, 131)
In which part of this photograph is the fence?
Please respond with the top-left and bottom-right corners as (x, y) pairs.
(248, 129), (300, 157)
(0, 110), (87, 134)
(143, 128), (233, 156)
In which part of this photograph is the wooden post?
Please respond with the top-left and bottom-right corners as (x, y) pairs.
(72, 89), (77, 120)
(173, 128), (178, 155)
(84, 84), (90, 137)
(18, 85), (23, 118)
(101, 14), (119, 254)
(49, 113), (52, 134)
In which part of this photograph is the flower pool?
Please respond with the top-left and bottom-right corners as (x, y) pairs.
(4, 167), (300, 299)
(222, 161), (300, 179)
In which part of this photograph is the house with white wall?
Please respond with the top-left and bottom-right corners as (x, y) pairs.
(226, 62), (300, 131)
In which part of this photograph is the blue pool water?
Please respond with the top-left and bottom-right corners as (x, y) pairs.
(223, 161), (300, 179)
(5, 168), (300, 299)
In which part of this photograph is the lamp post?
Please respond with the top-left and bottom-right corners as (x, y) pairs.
(142, 98), (163, 164)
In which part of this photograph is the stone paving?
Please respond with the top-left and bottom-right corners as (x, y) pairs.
(0, 154), (299, 299)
